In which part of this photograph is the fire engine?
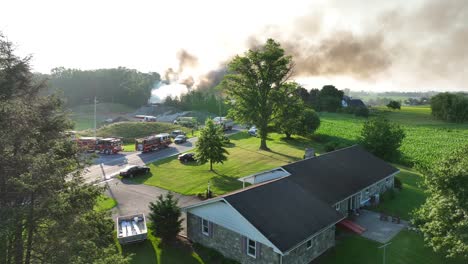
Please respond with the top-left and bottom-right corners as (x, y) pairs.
(96, 138), (123, 154)
(135, 133), (172, 153)
(77, 137), (98, 152)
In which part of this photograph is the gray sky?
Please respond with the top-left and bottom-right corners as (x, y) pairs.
(1, 0), (467, 92)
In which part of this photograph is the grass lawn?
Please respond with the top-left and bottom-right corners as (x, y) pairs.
(94, 195), (117, 212)
(130, 132), (314, 195)
(317, 230), (465, 264)
(370, 166), (426, 220)
(117, 226), (236, 264)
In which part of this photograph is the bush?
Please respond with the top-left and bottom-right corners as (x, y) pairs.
(354, 106), (369, 117)
(148, 192), (182, 242)
(387, 100), (401, 110)
(324, 141), (349, 152)
(394, 177), (403, 190)
(360, 117), (405, 160)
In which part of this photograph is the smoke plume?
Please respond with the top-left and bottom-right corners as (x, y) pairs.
(177, 49), (198, 72)
(247, 0), (468, 87)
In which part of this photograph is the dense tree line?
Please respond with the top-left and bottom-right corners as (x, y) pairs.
(0, 34), (127, 263)
(45, 67), (160, 107)
(163, 90), (229, 115)
(296, 85), (344, 112)
(430, 92), (468, 123)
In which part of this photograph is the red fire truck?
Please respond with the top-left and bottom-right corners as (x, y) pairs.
(135, 133), (172, 153)
(77, 137), (98, 152)
(96, 138), (123, 154)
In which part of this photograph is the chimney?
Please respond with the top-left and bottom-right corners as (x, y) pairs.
(304, 148), (315, 159)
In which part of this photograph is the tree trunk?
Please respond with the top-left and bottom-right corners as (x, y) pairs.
(259, 125), (270, 151)
(25, 193), (35, 264)
(285, 132), (291, 139)
(210, 160), (213, 171)
(13, 221), (23, 264)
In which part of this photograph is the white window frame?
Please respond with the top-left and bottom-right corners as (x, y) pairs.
(335, 203), (340, 211)
(201, 218), (209, 236)
(306, 239), (313, 249)
(247, 238), (256, 258)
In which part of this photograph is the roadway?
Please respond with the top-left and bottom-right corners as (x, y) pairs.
(83, 138), (197, 183)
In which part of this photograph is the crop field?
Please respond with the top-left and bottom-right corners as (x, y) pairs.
(316, 106), (468, 167)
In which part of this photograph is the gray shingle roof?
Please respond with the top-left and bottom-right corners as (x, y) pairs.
(215, 146), (398, 252)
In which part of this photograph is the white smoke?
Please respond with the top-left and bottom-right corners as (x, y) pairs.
(149, 81), (188, 103)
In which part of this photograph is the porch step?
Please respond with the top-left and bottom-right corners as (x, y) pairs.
(338, 219), (366, 234)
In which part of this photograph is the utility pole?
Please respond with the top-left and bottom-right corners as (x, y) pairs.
(94, 96), (97, 138)
(378, 242), (391, 264)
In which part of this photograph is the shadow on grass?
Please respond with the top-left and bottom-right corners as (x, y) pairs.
(159, 239), (202, 264)
(122, 239), (157, 264)
(211, 172), (243, 194)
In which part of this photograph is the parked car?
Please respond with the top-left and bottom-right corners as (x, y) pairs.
(174, 135), (187, 144)
(178, 153), (196, 163)
(119, 165), (150, 178)
(248, 126), (257, 136)
(170, 130), (186, 138)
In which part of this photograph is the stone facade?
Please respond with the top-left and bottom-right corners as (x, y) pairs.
(187, 213), (280, 264)
(282, 226), (335, 264)
(334, 175), (394, 215)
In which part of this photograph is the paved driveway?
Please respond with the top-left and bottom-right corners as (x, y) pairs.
(100, 178), (201, 235)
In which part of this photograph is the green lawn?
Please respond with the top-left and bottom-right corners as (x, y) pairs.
(131, 132), (313, 195)
(318, 230), (465, 264)
(94, 195), (117, 212)
(371, 166), (426, 220)
(117, 226), (236, 264)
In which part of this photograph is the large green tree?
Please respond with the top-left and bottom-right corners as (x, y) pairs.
(148, 192), (183, 243)
(222, 39), (294, 150)
(430, 92), (468, 123)
(359, 117), (405, 160)
(318, 85), (344, 112)
(0, 34), (128, 264)
(195, 119), (229, 171)
(413, 145), (468, 259)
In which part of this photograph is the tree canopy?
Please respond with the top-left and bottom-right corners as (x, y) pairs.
(45, 67), (160, 107)
(222, 38), (294, 150)
(413, 145), (468, 259)
(0, 33), (127, 264)
(387, 100), (401, 110)
(430, 92), (468, 123)
(359, 117), (405, 160)
(195, 119), (229, 171)
(148, 192), (183, 243)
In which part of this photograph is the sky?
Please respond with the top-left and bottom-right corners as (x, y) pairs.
(1, 0), (467, 92)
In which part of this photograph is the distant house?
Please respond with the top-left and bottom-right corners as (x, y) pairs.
(342, 96), (366, 108)
(183, 146), (398, 264)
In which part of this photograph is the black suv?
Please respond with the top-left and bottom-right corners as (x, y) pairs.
(119, 165), (150, 178)
(178, 153), (196, 163)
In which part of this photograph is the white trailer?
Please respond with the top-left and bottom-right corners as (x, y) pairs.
(116, 213), (148, 244)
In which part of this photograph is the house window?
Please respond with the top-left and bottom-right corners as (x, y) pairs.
(201, 218), (209, 236)
(335, 203), (340, 211)
(306, 239), (312, 249)
(247, 238), (256, 258)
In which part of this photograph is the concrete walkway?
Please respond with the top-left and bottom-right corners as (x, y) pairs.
(354, 210), (409, 243)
